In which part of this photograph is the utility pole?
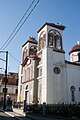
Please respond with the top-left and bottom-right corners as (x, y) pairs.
(3, 51), (8, 110)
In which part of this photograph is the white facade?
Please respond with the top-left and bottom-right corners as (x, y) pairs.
(0, 72), (18, 102)
(19, 22), (80, 105)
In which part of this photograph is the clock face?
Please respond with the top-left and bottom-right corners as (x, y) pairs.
(53, 67), (61, 74)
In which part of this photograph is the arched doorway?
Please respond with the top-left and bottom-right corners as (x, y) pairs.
(25, 85), (29, 105)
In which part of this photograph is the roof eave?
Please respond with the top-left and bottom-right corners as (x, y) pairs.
(37, 22), (66, 33)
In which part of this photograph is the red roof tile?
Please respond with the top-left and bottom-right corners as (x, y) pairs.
(69, 44), (80, 55)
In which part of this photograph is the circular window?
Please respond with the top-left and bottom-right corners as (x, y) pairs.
(53, 67), (61, 74)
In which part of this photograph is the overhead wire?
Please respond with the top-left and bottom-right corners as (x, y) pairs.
(0, 0), (36, 50)
(0, 0), (40, 64)
(1, 0), (40, 51)
(8, 52), (21, 64)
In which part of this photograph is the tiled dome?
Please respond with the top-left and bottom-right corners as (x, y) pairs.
(69, 44), (80, 55)
(27, 36), (37, 44)
(22, 36), (37, 47)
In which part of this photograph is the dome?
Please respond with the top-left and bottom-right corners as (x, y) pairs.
(69, 44), (80, 55)
(22, 36), (37, 47)
(27, 36), (37, 44)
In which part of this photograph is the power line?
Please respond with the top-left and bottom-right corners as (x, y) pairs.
(1, 0), (40, 51)
(0, 0), (36, 50)
(8, 52), (21, 64)
(0, 0), (40, 65)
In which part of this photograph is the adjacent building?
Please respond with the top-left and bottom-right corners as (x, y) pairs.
(18, 22), (80, 105)
(0, 72), (18, 102)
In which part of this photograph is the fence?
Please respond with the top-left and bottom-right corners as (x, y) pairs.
(0, 98), (12, 110)
(24, 103), (80, 118)
(12, 101), (80, 118)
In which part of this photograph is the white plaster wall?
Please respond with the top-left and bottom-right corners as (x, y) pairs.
(66, 64), (80, 104)
(22, 81), (34, 104)
(47, 47), (66, 104)
(38, 78), (42, 104)
(70, 51), (80, 62)
(21, 84), (25, 101)
(8, 86), (17, 94)
(41, 47), (47, 103)
(1, 85), (17, 94)
(47, 47), (65, 66)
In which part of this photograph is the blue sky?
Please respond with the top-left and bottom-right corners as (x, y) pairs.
(0, 0), (80, 73)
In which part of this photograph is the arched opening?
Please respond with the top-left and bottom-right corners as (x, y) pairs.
(23, 47), (28, 61)
(38, 31), (46, 50)
(29, 45), (37, 57)
(70, 86), (76, 102)
(48, 29), (62, 50)
(25, 85), (29, 105)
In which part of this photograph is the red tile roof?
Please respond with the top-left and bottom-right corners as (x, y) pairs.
(69, 44), (80, 55)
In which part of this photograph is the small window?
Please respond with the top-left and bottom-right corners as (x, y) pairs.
(70, 86), (76, 102)
(15, 89), (18, 94)
(16, 79), (18, 86)
(3, 88), (7, 93)
(53, 67), (61, 74)
(25, 85), (28, 90)
(56, 35), (61, 49)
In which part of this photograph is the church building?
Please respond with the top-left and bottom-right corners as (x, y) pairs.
(18, 22), (80, 105)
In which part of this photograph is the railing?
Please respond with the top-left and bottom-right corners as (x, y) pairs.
(13, 102), (23, 109)
(12, 101), (80, 118)
(23, 103), (80, 118)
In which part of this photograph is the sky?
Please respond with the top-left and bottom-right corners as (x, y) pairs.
(0, 0), (80, 73)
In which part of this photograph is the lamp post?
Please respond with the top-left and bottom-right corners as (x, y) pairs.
(0, 51), (8, 110)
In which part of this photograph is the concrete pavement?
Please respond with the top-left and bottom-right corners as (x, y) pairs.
(0, 108), (31, 120)
(0, 108), (78, 120)
(13, 108), (77, 120)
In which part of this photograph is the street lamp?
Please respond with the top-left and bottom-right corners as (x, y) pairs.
(0, 51), (8, 110)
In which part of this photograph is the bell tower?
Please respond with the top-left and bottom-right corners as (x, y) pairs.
(37, 22), (66, 104)
(37, 22), (65, 64)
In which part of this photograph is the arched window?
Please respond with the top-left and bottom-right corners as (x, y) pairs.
(23, 47), (28, 61)
(48, 29), (62, 50)
(29, 45), (37, 57)
(39, 31), (46, 50)
(70, 86), (76, 102)
(56, 35), (61, 49)
(25, 85), (28, 90)
(48, 32), (55, 47)
(25, 85), (29, 104)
